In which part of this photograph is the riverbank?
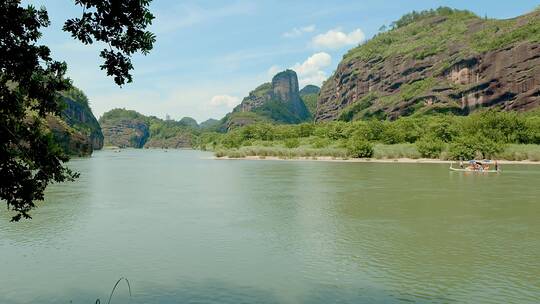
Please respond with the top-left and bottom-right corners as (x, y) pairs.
(211, 143), (540, 162)
(214, 155), (540, 165)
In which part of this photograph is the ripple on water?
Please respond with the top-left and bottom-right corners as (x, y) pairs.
(1, 151), (539, 303)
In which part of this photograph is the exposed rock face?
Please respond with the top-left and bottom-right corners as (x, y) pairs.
(316, 10), (540, 121)
(102, 119), (149, 148)
(447, 44), (540, 112)
(271, 70), (303, 115)
(46, 89), (103, 156)
(99, 109), (195, 148)
(232, 70), (311, 124)
(61, 97), (104, 149)
(47, 115), (93, 156)
(235, 83), (271, 113)
(223, 112), (267, 130)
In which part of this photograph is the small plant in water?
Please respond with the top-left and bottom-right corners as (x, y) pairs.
(94, 277), (131, 304)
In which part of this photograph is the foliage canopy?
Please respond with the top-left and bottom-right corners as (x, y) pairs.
(0, 0), (154, 221)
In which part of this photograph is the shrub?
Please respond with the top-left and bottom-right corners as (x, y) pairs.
(284, 138), (300, 148)
(366, 119), (385, 141)
(296, 123), (315, 137)
(463, 110), (531, 143)
(347, 139), (374, 158)
(221, 131), (243, 148)
(311, 137), (331, 148)
(426, 116), (459, 142)
(327, 122), (350, 140)
(521, 116), (540, 144)
(449, 136), (504, 160)
(416, 136), (445, 158)
(381, 123), (406, 144)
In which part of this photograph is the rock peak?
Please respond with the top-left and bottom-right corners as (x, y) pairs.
(228, 69), (310, 126)
(271, 69), (300, 104)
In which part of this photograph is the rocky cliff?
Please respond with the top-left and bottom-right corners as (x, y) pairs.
(316, 8), (540, 122)
(99, 109), (195, 148)
(47, 115), (94, 156)
(103, 119), (149, 148)
(99, 109), (149, 148)
(223, 70), (311, 129)
(60, 94), (103, 149)
(47, 88), (103, 156)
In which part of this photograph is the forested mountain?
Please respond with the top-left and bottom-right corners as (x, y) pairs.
(299, 85), (320, 117)
(316, 7), (540, 122)
(99, 109), (196, 148)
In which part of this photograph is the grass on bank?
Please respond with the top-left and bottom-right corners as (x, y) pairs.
(197, 110), (540, 162)
(497, 144), (540, 161)
(213, 143), (540, 161)
(214, 143), (422, 160)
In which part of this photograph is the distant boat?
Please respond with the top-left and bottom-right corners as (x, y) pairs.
(449, 160), (500, 173)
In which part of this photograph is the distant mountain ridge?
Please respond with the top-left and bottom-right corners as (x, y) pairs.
(316, 7), (540, 122)
(99, 109), (198, 148)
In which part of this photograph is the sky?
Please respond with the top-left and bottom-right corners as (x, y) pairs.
(26, 0), (540, 123)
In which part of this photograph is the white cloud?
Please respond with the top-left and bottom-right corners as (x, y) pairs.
(291, 52), (332, 87)
(215, 47), (302, 72)
(154, 1), (256, 33)
(209, 95), (240, 108)
(312, 28), (365, 49)
(282, 25), (316, 38)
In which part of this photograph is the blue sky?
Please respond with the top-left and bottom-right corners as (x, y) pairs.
(27, 0), (539, 122)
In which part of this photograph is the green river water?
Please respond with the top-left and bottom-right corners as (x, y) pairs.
(1, 149), (539, 303)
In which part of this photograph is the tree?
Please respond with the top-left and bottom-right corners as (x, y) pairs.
(347, 138), (374, 158)
(0, 0), (155, 221)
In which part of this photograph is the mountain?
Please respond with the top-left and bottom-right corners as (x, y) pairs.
(99, 109), (195, 148)
(222, 69), (312, 129)
(316, 7), (540, 122)
(199, 118), (220, 130)
(299, 85), (320, 117)
(60, 88), (103, 150)
(178, 117), (199, 129)
(47, 87), (103, 156)
(99, 109), (149, 148)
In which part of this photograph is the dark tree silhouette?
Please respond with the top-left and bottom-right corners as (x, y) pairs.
(0, 0), (155, 221)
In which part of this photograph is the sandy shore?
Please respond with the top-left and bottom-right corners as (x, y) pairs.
(213, 155), (540, 165)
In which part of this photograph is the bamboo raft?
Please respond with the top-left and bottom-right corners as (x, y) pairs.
(449, 160), (500, 173)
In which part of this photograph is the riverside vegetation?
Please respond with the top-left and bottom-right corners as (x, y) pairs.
(194, 110), (540, 161)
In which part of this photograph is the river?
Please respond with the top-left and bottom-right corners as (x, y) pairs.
(1, 149), (539, 303)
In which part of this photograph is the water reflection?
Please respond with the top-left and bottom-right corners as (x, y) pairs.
(1, 150), (539, 303)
